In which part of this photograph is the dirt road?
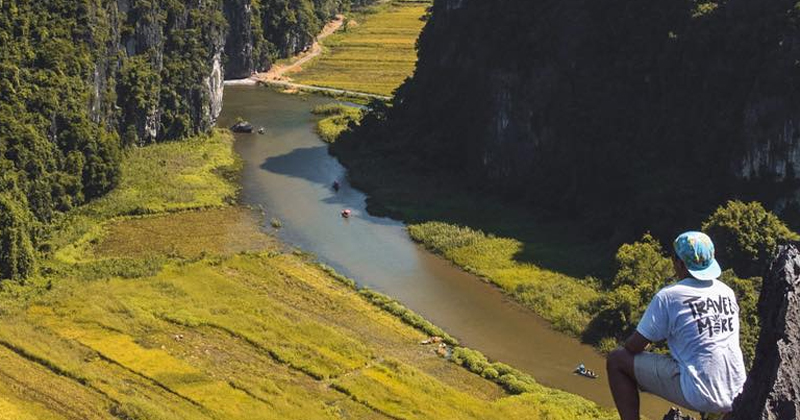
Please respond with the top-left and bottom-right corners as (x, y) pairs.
(224, 15), (389, 100)
(258, 15), (344, 83)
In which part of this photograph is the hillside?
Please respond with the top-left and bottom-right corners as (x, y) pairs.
(340, 0), (800, 238)
(0, 0), (371, 282)
(0, 129), (615, 420)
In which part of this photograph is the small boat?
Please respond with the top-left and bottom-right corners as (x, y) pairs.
(341, 209), (352, 218)
(231, 121), (253, 133)
(574, 364), (598, 379)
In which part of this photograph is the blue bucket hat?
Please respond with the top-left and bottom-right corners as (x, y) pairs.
(673, 231), (722, 281)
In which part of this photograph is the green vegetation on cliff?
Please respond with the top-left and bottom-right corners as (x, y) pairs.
(0, 128), (616, 419)
(0, 0), (234, 281)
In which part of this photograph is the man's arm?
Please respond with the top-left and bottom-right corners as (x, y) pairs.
(624, 331), (651, 354)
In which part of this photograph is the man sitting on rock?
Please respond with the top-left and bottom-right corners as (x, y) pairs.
(606, 231), (747, 419)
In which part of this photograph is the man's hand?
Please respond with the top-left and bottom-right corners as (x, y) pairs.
(624, 331), (651, 354)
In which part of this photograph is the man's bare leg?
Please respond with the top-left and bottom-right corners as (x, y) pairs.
(607, 347), (640, 420)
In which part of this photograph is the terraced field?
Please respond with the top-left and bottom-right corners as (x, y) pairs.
(294, 1), (430, 96)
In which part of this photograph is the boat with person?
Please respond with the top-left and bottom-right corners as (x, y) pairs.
(574, 363), (598, 379)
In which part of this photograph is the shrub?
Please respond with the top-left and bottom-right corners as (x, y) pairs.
(450, 347), (538, 394)
(481, 367), (499, 380)
(702, 200), (799, 278)
(609, 233), (673, 292)
(585, 234), (673, 346)
(358, 288), (458, 345)
(407, 222), (487, 253)
(451, 347), (489, 373)
(498, 374), (534, 395)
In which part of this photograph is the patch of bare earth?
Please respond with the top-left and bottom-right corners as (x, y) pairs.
(92, 207), (275, 259)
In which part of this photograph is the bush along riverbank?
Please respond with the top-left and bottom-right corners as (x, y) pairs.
(0, 129), (617, 419)
(328, 113), (794, 366)
(312, 104), (364, 143)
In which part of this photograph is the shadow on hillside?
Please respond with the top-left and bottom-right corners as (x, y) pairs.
(329, 146), (617, 280)
(260, 143), (616, 279)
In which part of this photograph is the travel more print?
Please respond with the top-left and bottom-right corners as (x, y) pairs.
(683, 295), (738, 337)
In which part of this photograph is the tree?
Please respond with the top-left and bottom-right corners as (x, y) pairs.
(0, 194), (36, 282)
(610, 233), (674, 294)
(703, 201), (799, 278)
(585, 234), (674, 346)
(721, 270), (759, 369)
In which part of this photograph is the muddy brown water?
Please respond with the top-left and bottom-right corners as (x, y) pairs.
(220, 85), (678, 419)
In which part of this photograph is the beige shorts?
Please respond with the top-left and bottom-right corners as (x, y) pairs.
(634, 352), (696, 411)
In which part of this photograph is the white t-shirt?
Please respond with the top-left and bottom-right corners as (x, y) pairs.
(637, 278), (747, 413)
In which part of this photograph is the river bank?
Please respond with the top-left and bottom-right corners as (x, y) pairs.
(0, 125), (616, 418)
(221, 85), (677, 418)
(328, 123), (620, 334)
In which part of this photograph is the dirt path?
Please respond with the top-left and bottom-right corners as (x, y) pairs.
(224, 14), (389, 100)
(255, 15), (390, 100)
(258, 15), (345, 83)
(259, 79), (391, 101)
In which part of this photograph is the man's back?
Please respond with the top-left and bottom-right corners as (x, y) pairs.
(638, 278), (747, 413)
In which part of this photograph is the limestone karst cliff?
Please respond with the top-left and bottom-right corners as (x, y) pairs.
(728, 243), (800, 420)
(222, 0), (364, 79)
(346, 0), (800, 236)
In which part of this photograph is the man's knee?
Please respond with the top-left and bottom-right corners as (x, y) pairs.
(607, 347), (634, 374)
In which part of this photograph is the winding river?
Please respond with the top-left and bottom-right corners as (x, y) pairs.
(219, 85), (675, 419)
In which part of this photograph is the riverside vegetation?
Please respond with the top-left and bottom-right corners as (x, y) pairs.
(313, 104), (364, 143)
(0, 129), (617, 419)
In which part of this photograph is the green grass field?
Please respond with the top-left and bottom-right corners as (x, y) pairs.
(294, 1), (430, 96)
(407, 222), (602, 337)
(313, 103), (363, 143)
(0, 130), (615, 419)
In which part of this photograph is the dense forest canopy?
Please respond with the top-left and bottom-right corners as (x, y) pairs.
(345, 0), (800, 240)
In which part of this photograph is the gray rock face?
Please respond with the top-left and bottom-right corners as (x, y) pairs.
(82, 1), (226, 144)
(223, 0), (257, 79)
(124, 1), (164, 143)
(80, 0), (355, 144)
(728, 243), (800, 420)
(660, 244), (800, 420)
(207, 49), (225, 126)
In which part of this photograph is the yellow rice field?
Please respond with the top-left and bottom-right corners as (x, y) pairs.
(294, 1), (430, 96)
